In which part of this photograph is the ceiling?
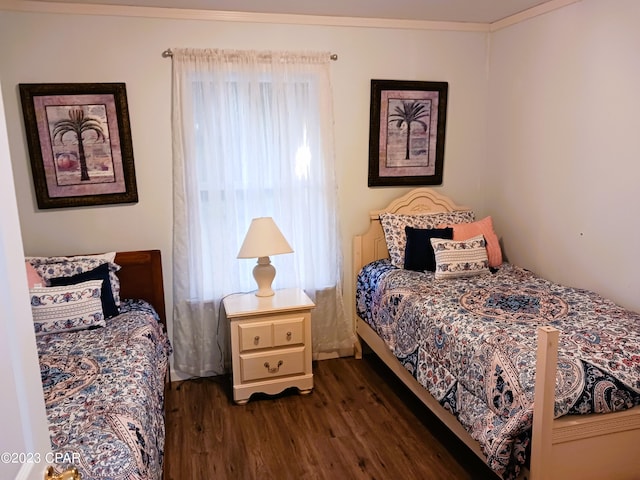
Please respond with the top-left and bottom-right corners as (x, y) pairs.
(32, 0), (558, 24)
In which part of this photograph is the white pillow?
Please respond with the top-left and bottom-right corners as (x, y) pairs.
(430, 234), (490, 279)
(30, 280), (105, 336)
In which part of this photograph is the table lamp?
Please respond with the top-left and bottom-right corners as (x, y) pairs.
(237, 217), (293, 297)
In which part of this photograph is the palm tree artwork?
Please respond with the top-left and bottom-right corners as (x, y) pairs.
(388, 99), (431, 165)
(51, 107), (107, 181)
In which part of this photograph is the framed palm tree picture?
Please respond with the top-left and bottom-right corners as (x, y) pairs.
(368, 79), (448, 186)
(19, 83), (138, 208)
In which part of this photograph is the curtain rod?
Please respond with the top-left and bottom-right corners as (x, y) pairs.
(162, 48), (338, 61)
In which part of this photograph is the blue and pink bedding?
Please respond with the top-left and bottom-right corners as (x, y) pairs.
(37, 299), (172, 480)
(356, 259), (640, 479)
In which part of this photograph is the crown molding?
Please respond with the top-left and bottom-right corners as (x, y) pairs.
(490, 0), (581, 32)
(0, 0), (489, 31)
(0, 0), (579, 32)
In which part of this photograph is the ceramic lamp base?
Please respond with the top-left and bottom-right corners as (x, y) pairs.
(253, 256), (276, 297)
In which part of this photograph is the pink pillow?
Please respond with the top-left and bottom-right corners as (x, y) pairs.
(451, 216), (502, 267)
(25, 261), (44, 288)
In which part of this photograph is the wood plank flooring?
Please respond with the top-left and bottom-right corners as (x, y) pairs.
(164, 355), (500, 480)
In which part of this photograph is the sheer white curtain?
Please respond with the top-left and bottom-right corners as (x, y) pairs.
(171, 48), (354, 377)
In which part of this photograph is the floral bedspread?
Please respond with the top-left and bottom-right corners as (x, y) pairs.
(37, 300), (172, 480)
(356, 260), (640, 479)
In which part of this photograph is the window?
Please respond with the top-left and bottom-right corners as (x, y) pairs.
(171, 49), (352, 377)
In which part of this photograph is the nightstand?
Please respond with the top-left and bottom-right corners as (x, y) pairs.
(223, 288), (315, 404)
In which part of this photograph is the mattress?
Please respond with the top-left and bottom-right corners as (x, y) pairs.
(37, 299), (172, 480)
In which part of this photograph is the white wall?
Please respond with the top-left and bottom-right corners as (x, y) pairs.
(487, 0), (640, 311)
(0, 7), (489, 374)
(0, 82), (51, 480)
(3, 1), (639, 359)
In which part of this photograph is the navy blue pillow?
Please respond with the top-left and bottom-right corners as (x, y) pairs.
(49, 263), (119, 319)
(404, 226), (454, 272)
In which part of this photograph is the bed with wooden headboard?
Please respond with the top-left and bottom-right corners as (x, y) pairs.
(353, 188), (640, 480)
(29, 249), (171, 480)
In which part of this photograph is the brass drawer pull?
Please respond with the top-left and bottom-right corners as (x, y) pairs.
(264, 360), (283, 373)
(45, 466), (82, 480)
(254, 335), (260, 345)
(286, 331), (292, 341)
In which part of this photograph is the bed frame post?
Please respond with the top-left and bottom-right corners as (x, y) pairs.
(530, 325), (559, 480)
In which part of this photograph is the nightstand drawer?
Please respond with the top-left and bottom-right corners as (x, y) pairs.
(238, 322), (273, 351)
(240, 347), (306, 382)
(273, 317), (304, 347)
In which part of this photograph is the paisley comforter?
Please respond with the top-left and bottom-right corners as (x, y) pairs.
(37, 300), (172, 480)
(356, 260), (640, 479)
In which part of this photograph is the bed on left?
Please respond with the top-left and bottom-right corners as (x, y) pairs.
(25, 250), (172, 480)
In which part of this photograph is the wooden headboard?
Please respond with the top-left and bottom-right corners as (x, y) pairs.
(114, 250), (167, 327)
(352, 188), (471, 280)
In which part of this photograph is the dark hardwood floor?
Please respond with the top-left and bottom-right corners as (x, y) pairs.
(164, 355), (500, 480)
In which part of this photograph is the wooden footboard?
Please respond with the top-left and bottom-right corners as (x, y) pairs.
(353, 188), (640, 480)
(531, 329), (640, 479)
(358, 320), (640, 479)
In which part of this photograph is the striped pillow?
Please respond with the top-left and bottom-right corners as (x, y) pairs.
(430, 234), (490, 279)
(30, 280), (105, 336)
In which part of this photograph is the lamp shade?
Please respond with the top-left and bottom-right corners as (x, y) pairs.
(237, 217), (293, 259)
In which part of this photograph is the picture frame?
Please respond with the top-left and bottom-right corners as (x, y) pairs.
(19, 82), (138, 209)
(368, 79), (448, 187)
